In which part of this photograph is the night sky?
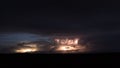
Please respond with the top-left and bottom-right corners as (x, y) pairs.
(0, 0), (120, 53)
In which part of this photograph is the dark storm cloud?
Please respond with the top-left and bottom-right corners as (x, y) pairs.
(1, 7), (120, 34)
(1, 4), (120, 34)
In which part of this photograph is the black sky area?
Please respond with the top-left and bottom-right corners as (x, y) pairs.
(0, 0), (120, 36)
(0, 1), (120, 34)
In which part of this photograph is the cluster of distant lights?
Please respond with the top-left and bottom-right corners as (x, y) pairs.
(54, 38), (79, 45)
(14, 38), (86, 53)
(54, 38), (80, 51)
